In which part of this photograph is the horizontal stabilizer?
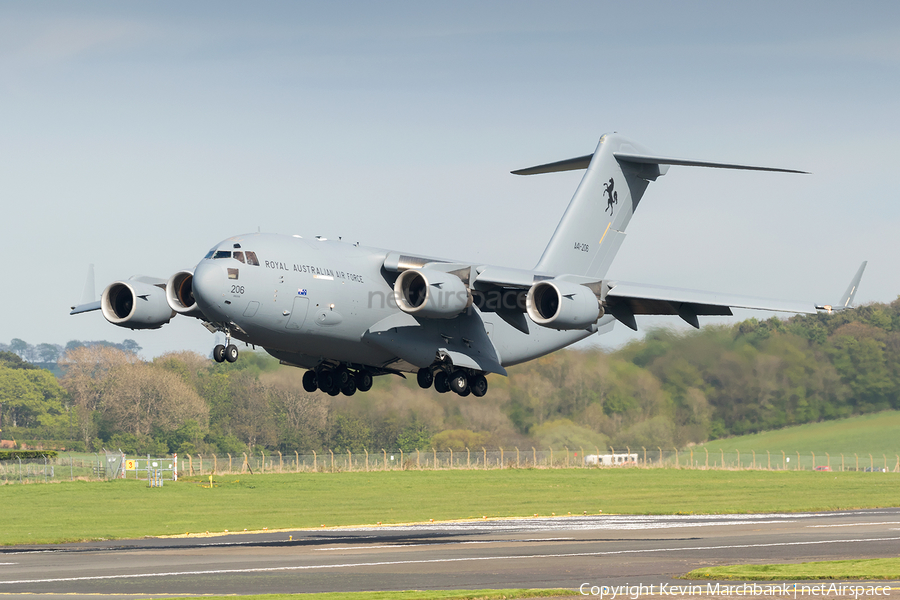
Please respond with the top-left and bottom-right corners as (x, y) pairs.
(513, 151), (808, 176)
(613, 153), (809, 174)
(511, 154), (592, 176)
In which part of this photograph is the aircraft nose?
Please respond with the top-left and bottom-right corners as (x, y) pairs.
(192, 260), (226, 317)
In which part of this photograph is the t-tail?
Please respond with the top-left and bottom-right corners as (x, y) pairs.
(515, 133), (808, 279)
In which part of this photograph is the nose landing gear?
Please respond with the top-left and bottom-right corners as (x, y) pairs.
(212, 342), (239, 363)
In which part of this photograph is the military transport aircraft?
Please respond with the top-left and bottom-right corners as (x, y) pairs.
(71, 133), (843, 398)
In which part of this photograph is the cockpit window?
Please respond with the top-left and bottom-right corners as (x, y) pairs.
(204, 247), (259, 264)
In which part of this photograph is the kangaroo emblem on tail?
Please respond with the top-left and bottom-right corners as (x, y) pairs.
(603, 177), (618, 215)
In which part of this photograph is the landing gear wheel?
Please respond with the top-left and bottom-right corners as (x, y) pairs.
(355, 370), (373, 392)
(416, 368), (434, 389)
(327, 384), (341, 396)
(302, 370), (318, 393)
(317, 370), (335, 393)
(341, 377), (357, 396)
(470, 374), (488, 397)
(224, 344), (239, 363)
(213, 345), (226, 363)
(335, 367), (351, 387)
(449, 371), (469, 395)
(433, 371), (450, 394)
(458, 387), (471, 397)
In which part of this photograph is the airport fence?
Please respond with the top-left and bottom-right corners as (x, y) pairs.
(0, 450), (124, 484)
(173, 447), (900, 475)
(2, 447), (898, 484)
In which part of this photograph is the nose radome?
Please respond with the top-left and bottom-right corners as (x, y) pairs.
(191, 261), (226, 316)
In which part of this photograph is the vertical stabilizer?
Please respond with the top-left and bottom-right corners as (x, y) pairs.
(530, 133), (661, 278)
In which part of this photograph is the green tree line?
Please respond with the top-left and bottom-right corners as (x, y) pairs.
(2, 297), (900, 454)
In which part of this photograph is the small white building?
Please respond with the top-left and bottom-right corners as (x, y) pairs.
(585, 453), (638, 466)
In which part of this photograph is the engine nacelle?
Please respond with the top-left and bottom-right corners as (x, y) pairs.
(394, 268), (471, 319)
(101, 279), (175, 330)
(526, 279), (602, 330)
(166, 270), (205, 318)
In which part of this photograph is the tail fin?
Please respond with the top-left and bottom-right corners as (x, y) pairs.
(520, 133), (807, 279)
(817, 261), (867, 313)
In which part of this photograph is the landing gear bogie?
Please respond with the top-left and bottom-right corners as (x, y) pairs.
(310, 366), (375, 395)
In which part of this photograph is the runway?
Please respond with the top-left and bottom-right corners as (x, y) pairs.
(2, 508), (900, 598)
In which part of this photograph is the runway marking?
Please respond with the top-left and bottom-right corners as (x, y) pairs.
(2, 536), (899, 585)
(313, 539), (575, 551)
(808, 521), (900, 528)
(315, 541), (495, 551)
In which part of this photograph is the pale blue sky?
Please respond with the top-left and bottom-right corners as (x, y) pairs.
(2, 1), (898, 357)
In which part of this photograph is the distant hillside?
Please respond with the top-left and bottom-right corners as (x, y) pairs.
(691, 410), (900, 455)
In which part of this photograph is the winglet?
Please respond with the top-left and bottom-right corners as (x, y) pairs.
(70, 264), (102, 315)
(817, 261), (867, 313)
(80, 264), (95, 305)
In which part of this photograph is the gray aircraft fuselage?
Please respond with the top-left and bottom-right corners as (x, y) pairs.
(193, 233), (595, 375)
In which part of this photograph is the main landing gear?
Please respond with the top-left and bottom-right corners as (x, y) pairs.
(303, 366), (374, 397)
(418, 367), (488, 397)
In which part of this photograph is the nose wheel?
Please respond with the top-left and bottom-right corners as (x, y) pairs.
(213, 340), (239, 363)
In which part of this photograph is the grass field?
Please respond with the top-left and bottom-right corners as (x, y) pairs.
(156, 591), (577, 600)
(691, 411), (900, 456)
(684, 558), (900, 580)
(3, 468), (899, 546)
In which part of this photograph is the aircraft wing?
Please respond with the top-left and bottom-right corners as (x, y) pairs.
(604, 281), (816, 330)
(70, 300), (101, 315)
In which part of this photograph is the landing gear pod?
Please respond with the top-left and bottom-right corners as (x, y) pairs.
(101, 280), (175, 330)
(526, 279), (602, 330)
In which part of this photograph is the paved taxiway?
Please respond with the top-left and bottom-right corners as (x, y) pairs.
(2, 508), (900, 598)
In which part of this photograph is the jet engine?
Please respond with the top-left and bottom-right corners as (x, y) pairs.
(101, 279), (175, 330)
(394, 268), (471, 319)
(166, 270), (205, 318)
(526, 279), (602, 330)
